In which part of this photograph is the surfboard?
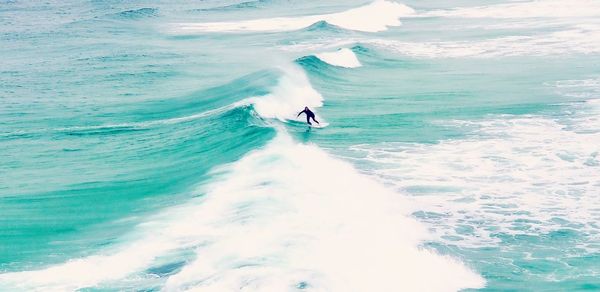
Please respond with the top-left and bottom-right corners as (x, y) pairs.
(288, 119), (329, 128)
(309, 122), (329, 128)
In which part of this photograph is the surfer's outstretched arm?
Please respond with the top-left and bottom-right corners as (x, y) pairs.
(297, 110), (305, 118)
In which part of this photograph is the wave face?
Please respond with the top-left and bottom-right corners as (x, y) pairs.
(2, 0), (600, 291)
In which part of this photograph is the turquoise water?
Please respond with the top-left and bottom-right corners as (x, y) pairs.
(1, 0), (599, 290)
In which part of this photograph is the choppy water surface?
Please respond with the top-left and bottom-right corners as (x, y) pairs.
(1, 0), (599, 291)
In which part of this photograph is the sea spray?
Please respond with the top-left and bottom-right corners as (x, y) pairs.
(246, 65), (324, 121)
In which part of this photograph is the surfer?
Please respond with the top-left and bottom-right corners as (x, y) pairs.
(297, 106), (320, 125)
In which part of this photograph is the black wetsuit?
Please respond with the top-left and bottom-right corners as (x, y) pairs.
(297, 108), (319, 125)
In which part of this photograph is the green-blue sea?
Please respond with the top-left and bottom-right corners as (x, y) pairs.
(1, 0), (599, 290)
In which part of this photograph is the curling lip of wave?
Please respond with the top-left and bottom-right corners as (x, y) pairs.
(174, 0), (415, 33)
(246, 65), (324, 122)
(315, 48), (362, 68)
(55, 65), (322, 136)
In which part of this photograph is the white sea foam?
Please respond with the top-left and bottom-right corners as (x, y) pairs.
(278, 38), (359, 54)
(282, 22), (600, 58)
(411, 0), (600, 56)
(425, 0), (600, 19)
(364, 26), (600, 57)
(162, 133), (484, 291)
(0, 132), (485, 291)
(175, 1), (414, 33)
(345, 101), (600, 249)
(0, 236), (171, 290)
(315, 48), (362, 68)
(553, 77), (600, 99)
(246, 65), (324, 122)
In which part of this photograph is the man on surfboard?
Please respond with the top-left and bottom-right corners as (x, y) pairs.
(297, 106), (320, 125)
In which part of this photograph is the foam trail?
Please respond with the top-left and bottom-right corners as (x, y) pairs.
(161, 132), (485, 291)
(315, 48), (362, 68)
(0, 131), (485, 291)
(175, 1), (414, 33)
(246, 65), (324, 121)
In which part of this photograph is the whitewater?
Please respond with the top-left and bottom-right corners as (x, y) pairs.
(1, 0), (599, 291)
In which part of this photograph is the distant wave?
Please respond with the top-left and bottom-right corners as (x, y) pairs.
(279, 21), (600, 58)
(424, 0), (600, 19)
(174, 1), (414, 33)
(113, 8), (158, 19)
(193, 0), (271, 11)
(315, 48), (362, 68)
(303, 20), (344, 32)
(366, 24), (600, 58)
(51, 65), (322, 136)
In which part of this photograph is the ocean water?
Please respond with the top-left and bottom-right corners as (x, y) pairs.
(1, 0), (599, 291)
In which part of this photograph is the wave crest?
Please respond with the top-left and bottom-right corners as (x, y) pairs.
(175, 1), (414, 33)
(247, 65), (324, 121)
(315, 48), (362, 68)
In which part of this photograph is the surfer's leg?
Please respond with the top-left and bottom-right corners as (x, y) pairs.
(312, 117), (319, 124)
(306, 116), (312, 125)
